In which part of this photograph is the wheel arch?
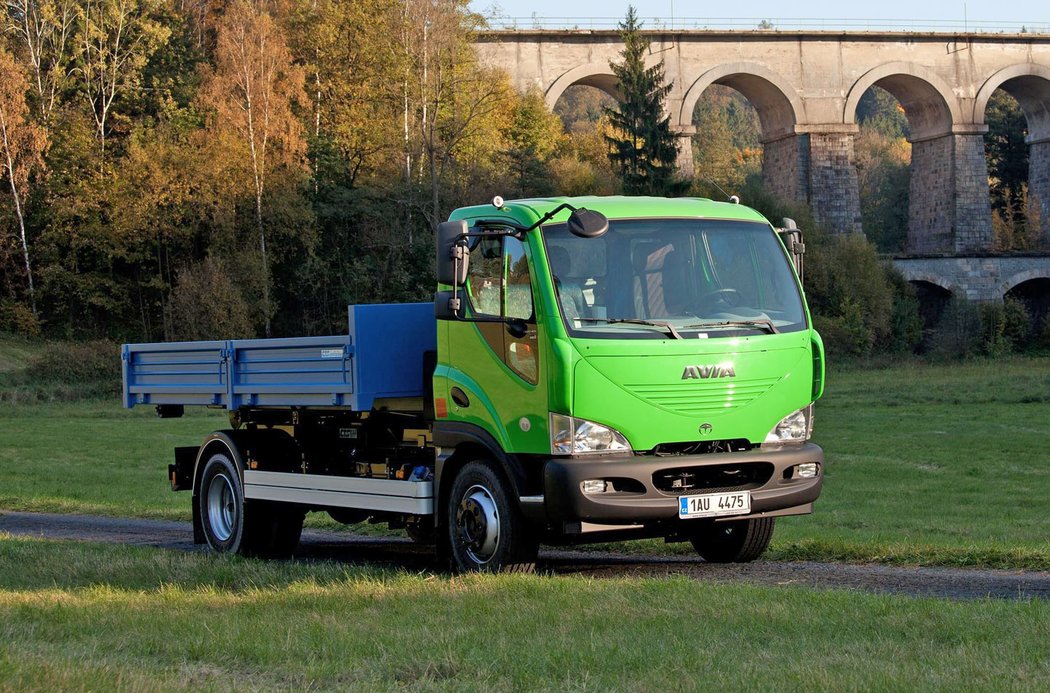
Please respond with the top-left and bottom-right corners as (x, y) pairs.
(433, 422), (529, 527)
(189, 427), (300, 543)
(191, 426), (300, 493)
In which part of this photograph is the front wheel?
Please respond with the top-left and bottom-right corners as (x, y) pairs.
(446, 461), (538, 573)
(690, 517), (775, 563)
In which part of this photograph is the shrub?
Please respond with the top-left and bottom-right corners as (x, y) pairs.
(166, 256), (256, 341)
(927, 298), (983, 359)
(23, 339), (121, 397)
(1001, 296), (1032, 352)
(885, 269), (923, 353)
(0, 300), (41, 338)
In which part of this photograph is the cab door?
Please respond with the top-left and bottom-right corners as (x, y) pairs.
(442, 233), (549, 455)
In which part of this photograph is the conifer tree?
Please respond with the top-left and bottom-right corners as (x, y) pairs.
(603, 6), (687, 196)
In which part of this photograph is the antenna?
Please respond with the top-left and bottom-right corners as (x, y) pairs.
(703, 179), (738, 203)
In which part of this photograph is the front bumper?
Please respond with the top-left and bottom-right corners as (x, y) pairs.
(540, 442), (823, 525)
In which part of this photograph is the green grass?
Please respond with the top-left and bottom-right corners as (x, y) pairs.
(0, 534), (1048, 690)
(0, 344), (1048, 568)
(0, 336), (41, 373)
(0, 400), (225, 519)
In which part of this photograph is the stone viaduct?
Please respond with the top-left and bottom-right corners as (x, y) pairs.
(474, 29), (1050, 308)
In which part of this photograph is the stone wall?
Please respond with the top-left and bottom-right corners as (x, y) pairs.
(951, 134), (994, 252)
(762, 134), (807, 204)
(908, 136), (955, 253)
(1029, 140), (1050, 246)
(806, 133), (862, 234)
(908, 134), (994, 254)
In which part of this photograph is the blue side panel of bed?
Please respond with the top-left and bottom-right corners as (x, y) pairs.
(122, 303), (435, 411)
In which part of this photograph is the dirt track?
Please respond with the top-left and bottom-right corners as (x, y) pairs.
(2, 510), (1047, 601)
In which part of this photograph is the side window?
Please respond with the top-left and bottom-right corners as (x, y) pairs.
(505, 237), (534, 320)
(464, 234), (538, 384)
(503, 237), (538, 383)
(466, 236), (503, 317)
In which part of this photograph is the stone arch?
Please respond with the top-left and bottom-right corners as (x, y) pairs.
(897, 270), (958, 335)
(1002, 271), (1050, 331)
(974, 64), (1050, 142)
(1000, 267), (1050, 297)
(898, 268), (959, 295)
(544, 62), (621, 111)
(678, 63), (803, 140)
(844, 62), (961, 140)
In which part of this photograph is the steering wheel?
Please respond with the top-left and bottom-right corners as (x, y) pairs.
(697, 288), (741, 309)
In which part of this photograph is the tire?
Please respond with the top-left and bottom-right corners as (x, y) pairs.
(243, 501), (305, 558)
(446, 461), (538, 573)
(198, 451), (304, 558)
(199, 452), (248, 554)
(690, 518), (775, 563)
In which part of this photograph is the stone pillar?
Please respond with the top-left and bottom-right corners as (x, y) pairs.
(1028, 138), (1050, 246)
(673, 125), (696, 180)
(907, 129), (994, 255)
(803, 127), (863, 235)
(761, 134), (808, 204)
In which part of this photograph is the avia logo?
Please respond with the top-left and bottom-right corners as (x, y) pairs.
(681, 364), (736, 380)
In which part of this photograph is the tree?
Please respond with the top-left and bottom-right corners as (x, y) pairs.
(75, 0), (170, 162)
(985, 89), (1029, 225)
(0, 47), (47, 316)
(501, 89), (563, 197)
(603, 6), (687, 196)
(4, 0), (79, 132)
(199, 0), (307, 336)
(405, 0), (513, 229)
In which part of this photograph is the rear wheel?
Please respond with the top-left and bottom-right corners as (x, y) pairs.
(199, 452), (247, 554)
(690, 518), (775, 563)
(198, 451), (304, 558)
(244, 502), (305, 558)
(447, 461), (537, 573)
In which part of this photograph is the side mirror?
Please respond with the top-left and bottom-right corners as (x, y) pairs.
(434, 290), (460, 320)
(777, 218), (804, 280)
(436, 220), (469, 286)
(567, 208), (609, 238)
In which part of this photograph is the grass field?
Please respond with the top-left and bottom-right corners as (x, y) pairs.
(1, 347), (1048, 569)
(0, 535), (1048, 690)
(2, 341), (1049, 689)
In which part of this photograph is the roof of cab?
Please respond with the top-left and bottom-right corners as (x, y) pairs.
(448, 195), (771, 227)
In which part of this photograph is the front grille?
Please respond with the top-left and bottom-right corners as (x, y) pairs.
(623, 376), (780, 415)
(651, 439), (754, 456)
(653, 462), (774, 495)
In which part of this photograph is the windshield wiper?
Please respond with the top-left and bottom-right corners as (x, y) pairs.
(576, 317), (683, 339)
(682, 319), (780, 334)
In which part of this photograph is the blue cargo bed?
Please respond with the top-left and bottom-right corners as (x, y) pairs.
(122, 303), (436, 411)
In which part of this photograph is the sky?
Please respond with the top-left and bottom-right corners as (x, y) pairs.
(468, 1), (1050, 31)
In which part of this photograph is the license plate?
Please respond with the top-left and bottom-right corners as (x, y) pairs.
(678, 491), (751, 519)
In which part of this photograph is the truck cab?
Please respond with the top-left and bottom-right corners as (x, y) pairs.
(432, 196), (824, 571)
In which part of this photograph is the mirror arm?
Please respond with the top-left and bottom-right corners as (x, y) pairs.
(523, 203), (577, 232)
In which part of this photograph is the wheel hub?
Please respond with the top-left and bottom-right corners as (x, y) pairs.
(206, 473), (236, 542)
(455, 485), (499, 564)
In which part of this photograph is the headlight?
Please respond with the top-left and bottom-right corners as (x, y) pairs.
(550, 413), (632, 455)
(763, 405), (814, 445)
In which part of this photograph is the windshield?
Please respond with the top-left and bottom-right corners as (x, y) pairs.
(542, 218), (806, 339)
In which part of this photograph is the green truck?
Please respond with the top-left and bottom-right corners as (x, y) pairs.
(122, 195), (824, 573)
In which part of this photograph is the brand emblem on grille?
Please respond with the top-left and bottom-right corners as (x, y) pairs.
(681, 364), (736, 380)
